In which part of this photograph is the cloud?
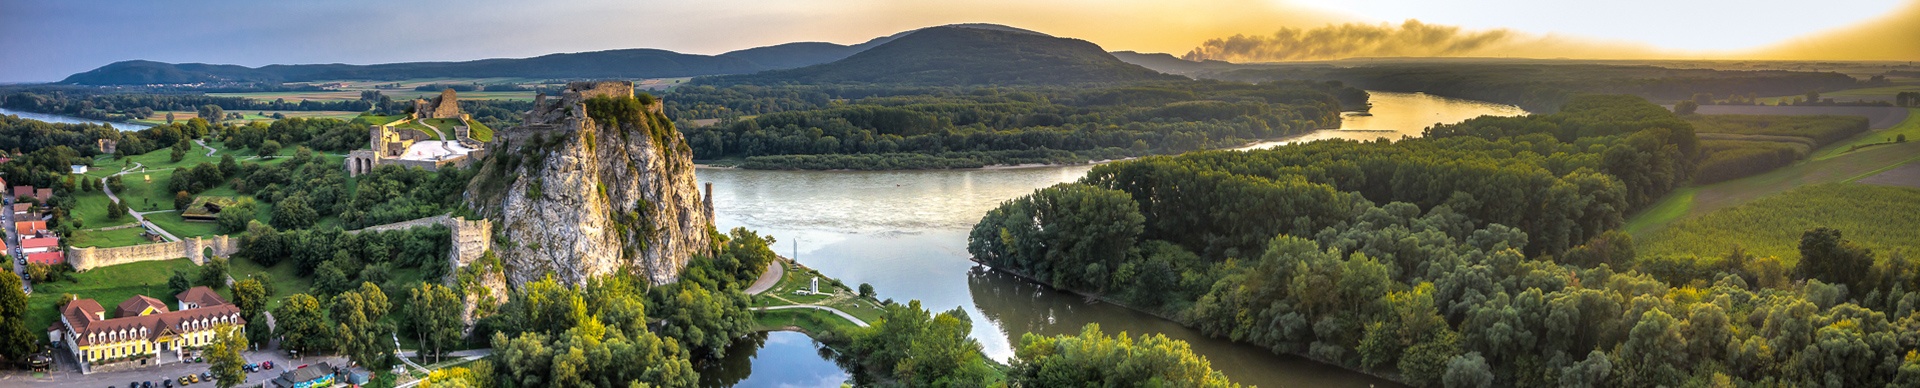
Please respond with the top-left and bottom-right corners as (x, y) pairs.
(1752, 0), (1920, 60)
(1181, 20), (1531, 62)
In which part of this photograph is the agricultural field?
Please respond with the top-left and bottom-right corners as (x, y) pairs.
(1637, 183), (1920, 268)
(23, 259), (201, 341)
(1626, 133), (1920, 237)
(1812, 108), (1920, 160)
(132, 110), (364, 126)
(1688, 105), (1909, 129)
(1858, 163), (1920, 188)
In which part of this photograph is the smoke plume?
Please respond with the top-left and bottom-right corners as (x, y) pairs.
(1183, 20), (1521, 62)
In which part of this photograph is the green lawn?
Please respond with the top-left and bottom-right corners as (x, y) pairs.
(68, 191), (138, 230)
(69, 227), (155, 248)
(26, 259), (200, 341)
(1638, 183), (1920, 267)
(1812, 108), (1920, 161)
(146, 211), (222, 238)
(355, 114), (409, 126)
(465, 119), (494, 142)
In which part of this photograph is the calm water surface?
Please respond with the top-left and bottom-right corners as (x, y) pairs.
(0, 107), (153, 130)
(697, 91), (1524, 387)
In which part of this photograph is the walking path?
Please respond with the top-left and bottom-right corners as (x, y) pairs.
(750, 305), (871, 327)
(743, 260), (783, 295)
(194, 139), (216, 157)
(98, 162), (179, 242)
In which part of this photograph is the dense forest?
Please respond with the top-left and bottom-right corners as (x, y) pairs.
(969, 95), (1920, 386)
(668, 80), (1369, 169)
(1201, 63), (1865, 113)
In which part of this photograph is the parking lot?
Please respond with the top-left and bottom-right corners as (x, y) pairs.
(0, 347), (348, 388)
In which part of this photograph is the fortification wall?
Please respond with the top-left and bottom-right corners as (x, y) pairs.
(66, 236), (239, 271)
(348, 214), (494, 284)
(567, 81), (634, 100)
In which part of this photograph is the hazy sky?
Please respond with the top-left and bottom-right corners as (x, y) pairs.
(2, 0), (1915, 83)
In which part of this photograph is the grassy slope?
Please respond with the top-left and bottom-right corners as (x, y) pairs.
(68, 191), (137, 229)
(69, 227), (153, 248)
(1638, 183), (1920, 266)
(25, 259), (200, 337)
(226, 256), (312, 312)
(1812, 108), (1920, 160)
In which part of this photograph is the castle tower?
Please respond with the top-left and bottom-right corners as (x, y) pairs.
(370, 125), (386, 155)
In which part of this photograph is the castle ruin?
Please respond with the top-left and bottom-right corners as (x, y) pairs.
(413, 88), (466, 120)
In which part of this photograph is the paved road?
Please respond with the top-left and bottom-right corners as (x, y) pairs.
(751, 305), (871, 327)
(743, 260), (783, 295)
(99, 162), (180, 243)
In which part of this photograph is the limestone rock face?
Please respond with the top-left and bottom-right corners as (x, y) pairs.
(470, 81), (712, 287)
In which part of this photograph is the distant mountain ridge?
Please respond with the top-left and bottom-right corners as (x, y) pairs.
(58, 23), (1179, 86)
(705, 26), (1184, 85)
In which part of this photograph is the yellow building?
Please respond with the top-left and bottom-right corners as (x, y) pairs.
(50, 286), (245, 374)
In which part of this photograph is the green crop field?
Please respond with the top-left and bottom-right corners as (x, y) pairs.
(1638, 183), (1920, 267)
(1626, 135), (1920, 237)
(25, 259), (200, 340)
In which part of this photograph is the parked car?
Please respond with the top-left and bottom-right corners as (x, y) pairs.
(176, 376), (189, 385)
(262, 361), (273, 369)
(162, 379), (172, 388)
(199, 372), (211, 381)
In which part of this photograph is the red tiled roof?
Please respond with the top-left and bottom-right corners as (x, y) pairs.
(62, 299), (105, 327)
(15, 220), (46, 234)
(33, 188), (50, 201)
(11, 186), (31, 198)
(12, 203), (29, 212)
(116, 295), (168, 318)
(26, 252), (62, 265)
(176, 286), (228, 308)
(20, 237), (57, 250)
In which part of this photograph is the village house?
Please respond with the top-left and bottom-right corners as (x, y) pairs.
(49, 286), (246, 374)
(27, 251), (64, 265)
(35, 188), (52, 203)
(12, 203), (32, 216)
(70, 165), (88, 174)
(20, 236), (57, 254)
(15, 220), (47, 236)
(12, 185), (34, 200)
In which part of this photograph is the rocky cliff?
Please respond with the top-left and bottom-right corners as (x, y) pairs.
(468, 81), (714, 287)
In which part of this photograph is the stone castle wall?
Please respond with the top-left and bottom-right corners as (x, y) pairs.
(66, 235), (239, 271)
(349, 214), (494, 284)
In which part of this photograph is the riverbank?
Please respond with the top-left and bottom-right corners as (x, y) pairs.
(970, 260), (1413, 387)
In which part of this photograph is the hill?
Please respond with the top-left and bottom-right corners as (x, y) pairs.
(705, 26), (1184, 85)
(62, 48), (828, 85)
(1110, 51), (1242, 76)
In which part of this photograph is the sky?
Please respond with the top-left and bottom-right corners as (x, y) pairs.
(1, 0), (1916, 83)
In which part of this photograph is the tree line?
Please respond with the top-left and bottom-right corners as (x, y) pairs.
(667, 80), (1367, 169)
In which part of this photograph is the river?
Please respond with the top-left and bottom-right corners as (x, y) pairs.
(696, 91), (1525, 387)
(0, 107), (153, 130)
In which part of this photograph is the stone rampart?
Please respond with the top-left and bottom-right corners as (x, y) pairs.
(66, 235), (239, 271)
(349, 214), (494, 284)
